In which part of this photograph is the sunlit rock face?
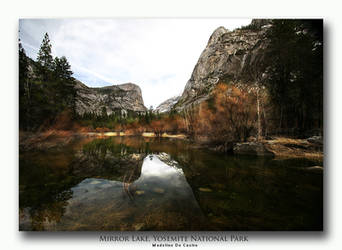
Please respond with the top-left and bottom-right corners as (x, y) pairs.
(175, 20), (271, 111)
(75, 81), (147, 116)
(154, 96), (180, 114)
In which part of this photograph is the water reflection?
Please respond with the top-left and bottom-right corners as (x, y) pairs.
(20, 148), (205, 230)
(19, 136), (323, 231)
(56, 154), (205, 231)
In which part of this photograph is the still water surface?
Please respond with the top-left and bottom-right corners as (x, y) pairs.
(19, 136), (323, 230)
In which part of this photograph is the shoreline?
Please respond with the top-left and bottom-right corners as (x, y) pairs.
(19, 130), (323, 163)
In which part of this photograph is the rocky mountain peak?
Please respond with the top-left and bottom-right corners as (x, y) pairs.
(75, 81), (147, 116)
(250, 19), (272, 29)
(174, 20), (270, 111)
(117, 82), (142, 93)
(207, 26), (228, 45)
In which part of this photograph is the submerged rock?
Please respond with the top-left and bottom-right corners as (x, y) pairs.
(307, 136), (323, 145)
(89, 180), (101, 185)
(153, 188), (165, 194)
(233, 142), (274, 157)
(306, 166), (324, 171)
(134, 223), (145, 231)
(199, 187), (212, 192)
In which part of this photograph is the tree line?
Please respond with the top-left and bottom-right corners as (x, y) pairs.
(19, 32), (75, 130)
(264, 19), (323, 136)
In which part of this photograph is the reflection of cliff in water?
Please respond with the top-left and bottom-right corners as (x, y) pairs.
(19, 137), (206, 230)
(19, 138), (146, 230)
(21, 152), (205, 230)
(73, 138), (145, 182)
(57, 154), (204, 230)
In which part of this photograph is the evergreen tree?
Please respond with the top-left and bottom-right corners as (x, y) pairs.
(264, 19), (323, 134)
(53, 55), (76, 116)
(19, 33), (78, 130)
(53, 56), (73, 81)
(36, 33), (54, 80)
(19, 40), (28, 85)
(19, 39), (30, 129)
(101, 106), (107, 118)
(37, 33), (53, 69)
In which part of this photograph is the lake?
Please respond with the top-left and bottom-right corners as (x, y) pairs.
(19, 136), (323, 231)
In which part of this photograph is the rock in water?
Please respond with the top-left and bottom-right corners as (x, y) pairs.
(133, 223), (145, 231)
(233, 142), (274, 157)
(199, 187), (212, 192)
(307, 136), (323, 145)
(75, 81), (147, 116)
(306, 166), (323, 171)
(153, 188), (165, 194)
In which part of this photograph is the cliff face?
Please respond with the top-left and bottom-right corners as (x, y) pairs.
(154, 96), (180, 114)
(175, 20), (271, 111)
(75, 81), (147, 116)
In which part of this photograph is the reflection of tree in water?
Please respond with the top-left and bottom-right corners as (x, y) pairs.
(19, 148), (82, 230)
(20, 189), (73, 230)
(19, 137), (149, 230)
(82, 137), (152, 157)
(75, 138), (145, 183)
(31, 190), (72, 230)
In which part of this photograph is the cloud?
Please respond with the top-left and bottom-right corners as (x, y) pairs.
(19, 18), (252, 108)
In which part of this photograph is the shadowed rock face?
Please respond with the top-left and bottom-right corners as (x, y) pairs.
(175, 20), (271, 111)
(75, 81), (147, 116)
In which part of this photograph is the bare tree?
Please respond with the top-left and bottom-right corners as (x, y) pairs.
(246, 63), (266, 141)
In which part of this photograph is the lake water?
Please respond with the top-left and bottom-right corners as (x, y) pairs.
(19, 136), (323, 231)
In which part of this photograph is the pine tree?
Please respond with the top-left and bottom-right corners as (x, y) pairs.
(265, 19), (323, 134)
(36, 33), (54, 80)
(19, 40), (28, 86)
(19, 39), (30, 129)
(52, 55), (75, 115)
(53, 56), (73, 81)
(37, 33), (53, 69)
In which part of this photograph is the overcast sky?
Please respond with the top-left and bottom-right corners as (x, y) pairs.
(19, 18), (252, 108)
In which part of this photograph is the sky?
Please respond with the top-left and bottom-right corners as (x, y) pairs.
(19, 18), (252, 108)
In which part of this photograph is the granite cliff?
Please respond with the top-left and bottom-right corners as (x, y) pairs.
(154, 96), (180, 114)
(75, 81), (147, 117)
(174, 20), (271, 111)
